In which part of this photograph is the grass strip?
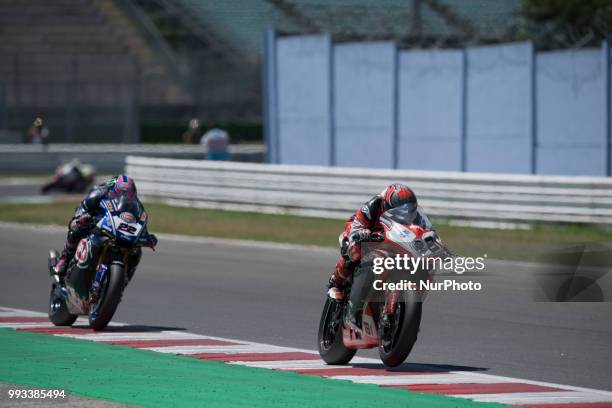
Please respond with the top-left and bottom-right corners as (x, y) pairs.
(0, 329), (507, 408)
(0, 201), (610, 261)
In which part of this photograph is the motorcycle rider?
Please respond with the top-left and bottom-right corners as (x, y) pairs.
(53, 175), (157, 276)
(327, 183), (434, 325)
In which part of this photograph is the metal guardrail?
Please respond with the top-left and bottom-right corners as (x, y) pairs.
(126, 155), (612, 227)
(0, 144), (264, 174)
(0, 144), (264, 154)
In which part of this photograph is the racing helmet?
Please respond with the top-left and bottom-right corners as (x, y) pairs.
(382, 183), (417, 210)
(107, 174), (137, 200)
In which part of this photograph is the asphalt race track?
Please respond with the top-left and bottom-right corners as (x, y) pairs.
(0, 177), (107, 202)
(1, 223), (611, 391)
(0, 179), (45, 200)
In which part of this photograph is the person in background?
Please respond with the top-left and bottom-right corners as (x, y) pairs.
(27, 117), (49, 145)
(182, 118), (201, 144)
(200, 122), (230, 160)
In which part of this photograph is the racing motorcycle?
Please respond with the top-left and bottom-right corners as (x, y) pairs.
(47, 195), (152, 330)
(41, 159), (95, 194)
(317, 204), (450, 367)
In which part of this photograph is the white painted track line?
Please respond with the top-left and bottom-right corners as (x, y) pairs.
(456, 391), (612, 404)
(329, 373), (514, 385)
(142, 344), (292, 354)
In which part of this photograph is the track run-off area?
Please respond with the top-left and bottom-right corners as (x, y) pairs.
(1, 222), (611, 407)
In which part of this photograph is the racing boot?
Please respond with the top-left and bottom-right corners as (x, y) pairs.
(327, 279), (345, 301)
(327, 258), (352, 301)
(53, 250), (70, 276)
(53, 243), (75, 277)
(327, 257), (353, 301)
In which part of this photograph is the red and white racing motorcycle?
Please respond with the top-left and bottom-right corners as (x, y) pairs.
(317, 204), (450, 367)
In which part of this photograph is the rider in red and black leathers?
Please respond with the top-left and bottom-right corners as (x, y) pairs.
(53, 175), (157, 276)
(328, 183), (430, 299)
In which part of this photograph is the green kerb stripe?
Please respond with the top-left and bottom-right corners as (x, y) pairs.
(0, 329), (507, 408)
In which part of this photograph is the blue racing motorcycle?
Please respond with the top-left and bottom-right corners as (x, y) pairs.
(48, 195), (153, 330)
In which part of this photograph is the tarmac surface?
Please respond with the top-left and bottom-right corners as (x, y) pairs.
(0, 223), (611, 391)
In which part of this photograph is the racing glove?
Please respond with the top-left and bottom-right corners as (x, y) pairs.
(147, 234), (158, 249)
(349, 229), (372, 244)
(347, 229), (371, 262)
(75, 214), (95, 229)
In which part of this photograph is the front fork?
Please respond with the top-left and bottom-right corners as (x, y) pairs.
(89, 248), (134, 304)
(89, 263), (108, 304)
(385, 290), (400, 316)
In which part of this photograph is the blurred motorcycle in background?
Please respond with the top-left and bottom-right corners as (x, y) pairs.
(41, 159), (95, 194)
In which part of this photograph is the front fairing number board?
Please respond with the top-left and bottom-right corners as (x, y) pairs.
(112, 215), (143, 242)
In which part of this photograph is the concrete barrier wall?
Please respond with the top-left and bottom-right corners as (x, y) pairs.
(398, 50), (463, 171)
(265, 33), (611, 177)
(536, 48), (608, 175)
(0, 144), (264, 174)
(466, 42), (533, 174)
(333, 42), (396, 168)
(277, 35), (332, 165)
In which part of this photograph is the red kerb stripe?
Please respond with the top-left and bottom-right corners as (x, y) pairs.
(0, 317), (49, 323)
(385, 382), (565, 395)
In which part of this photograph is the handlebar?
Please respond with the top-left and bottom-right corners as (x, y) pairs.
(97, 228), (151, 248)
(352, 231), (385, 243)
(368, 232), (385, 242)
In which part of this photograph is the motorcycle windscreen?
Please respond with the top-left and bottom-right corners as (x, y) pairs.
(107, 195), (146, 243)
(382, 204), (433, 229)
(112, 195), (143, 219)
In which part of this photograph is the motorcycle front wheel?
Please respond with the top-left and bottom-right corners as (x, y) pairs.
(378, 290), (422, 367)
(317, 297), (356, 365)
(88, 263), (125, 331)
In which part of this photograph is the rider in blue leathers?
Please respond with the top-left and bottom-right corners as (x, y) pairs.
(53, 175), (157, 275)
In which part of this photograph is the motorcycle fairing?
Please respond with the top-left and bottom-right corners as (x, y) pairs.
(75, 238), (93, 269)
(342, 303), (378, 349)
(64, 277), (91, 315)
(341, 206), (444, 350)
(97, 199), (146, 244)
(62, 199), (146, 316)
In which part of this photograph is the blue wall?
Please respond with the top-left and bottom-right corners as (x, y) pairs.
(466, 43), (533, 174)
(398, 50), (463, 171)
(333, 42), (396, 168)
(277, 35), (332, 165)
(265, 33), (612, 176)
(536, 48), (608, 175)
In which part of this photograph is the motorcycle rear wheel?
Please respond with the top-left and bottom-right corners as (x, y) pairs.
(48, 284), (78, 326)
(378, 291), (422, 367)
(317, 297), (356, 365)
(88, 263), (125, 331)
